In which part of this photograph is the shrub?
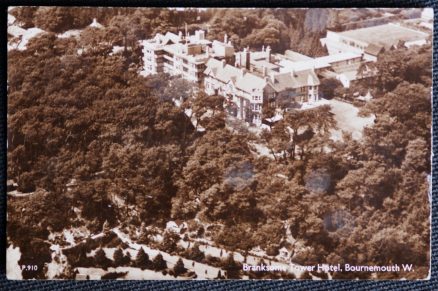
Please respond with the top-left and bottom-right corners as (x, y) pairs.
(299, 271), (312, 279)
(101, 271), (128, 279)
(266, 244), (280, 256)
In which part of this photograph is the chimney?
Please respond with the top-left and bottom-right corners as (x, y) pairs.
(291, 69), (297, 78)
(224, 33), (228, 44)
(221, 59), (226, 67)
(244, 47), (250, 70)
(206, 46), (210, 57)
(266, 45), (272, 63)
(241, 68), (247, 77)
(269, 72), (275, 83)
(235, 52), (241, 68)
(262, 65), (267, 77)
(262, 45), (265, 52)
(178, 31), (183, 39)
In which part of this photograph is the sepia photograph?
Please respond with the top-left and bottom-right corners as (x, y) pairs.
(6, 7), (433, 280)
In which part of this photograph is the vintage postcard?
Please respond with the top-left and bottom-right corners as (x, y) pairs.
(7, 7), (432, 280)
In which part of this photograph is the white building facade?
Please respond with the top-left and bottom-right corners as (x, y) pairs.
(140, 30), (234, 83)
(204, 58), (320, 126)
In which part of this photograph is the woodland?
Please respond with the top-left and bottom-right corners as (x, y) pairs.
(7, 7), (431, 279)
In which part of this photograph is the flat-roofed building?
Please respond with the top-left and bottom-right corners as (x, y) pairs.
(278, 51), (368, 88)
(320, 23), (430, 61)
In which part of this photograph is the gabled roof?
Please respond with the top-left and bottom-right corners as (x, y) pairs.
(89, 18), (103, 29)
(268, 69), (320, 92)
(212, 40), (233, 49)
(162, 32), (182, 45)
(204, 58), (242, 84)
(235, 73), (266, 93)
(204, 58), (266, 92)
(205, 58), (320, 94)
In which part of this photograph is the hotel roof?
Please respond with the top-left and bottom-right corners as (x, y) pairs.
(269, 70), (320, 92)
(204, 58), (241, 84)
(283, 50), (313, 62)
(315, 52), (362, 64)
(204, 58), (266, 93)
(338, 23), (429, 49)
(205, 59), (320, 94)
(279, 59), (330, 72)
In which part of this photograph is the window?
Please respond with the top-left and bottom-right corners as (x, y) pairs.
(252, 104), (261, 111)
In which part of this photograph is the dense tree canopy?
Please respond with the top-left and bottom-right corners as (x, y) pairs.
(7, 7), (431, 280)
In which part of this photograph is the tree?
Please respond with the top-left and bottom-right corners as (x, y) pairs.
(376, 46), (432, 92)
(336, 161), (399, 210)
(135, 247), (150, 270)
(153, 253), (167, 271)
(161, 78), (193, 103)
(34, 7), (73, 33)
(186, 244), (205, 262)
(94, 248), (110, 269)
(223, 253), (241, 279)
(319, 78), (343, 99)
(10, 7), (39, 28)
(191, 91), (225, 130)
(113, 248), (124, 266)
(173, 258), (186, 276)
(123, 252), (132, 266)
(161, 231), (180, 253)
(402, 138), (428, 173)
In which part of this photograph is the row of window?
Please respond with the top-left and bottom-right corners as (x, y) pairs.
(251, 103), (261, 111)
(341, 38), (365, 50)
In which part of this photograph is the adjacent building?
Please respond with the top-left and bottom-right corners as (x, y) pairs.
(142, 24), (420, 126)
(320, 23), (430, 61)
(204, 57), (320, 126)
(141, 31), (322, 126)
(140, 30), (234, 83)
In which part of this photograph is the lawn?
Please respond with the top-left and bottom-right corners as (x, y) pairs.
(327, 99), (375, 141)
